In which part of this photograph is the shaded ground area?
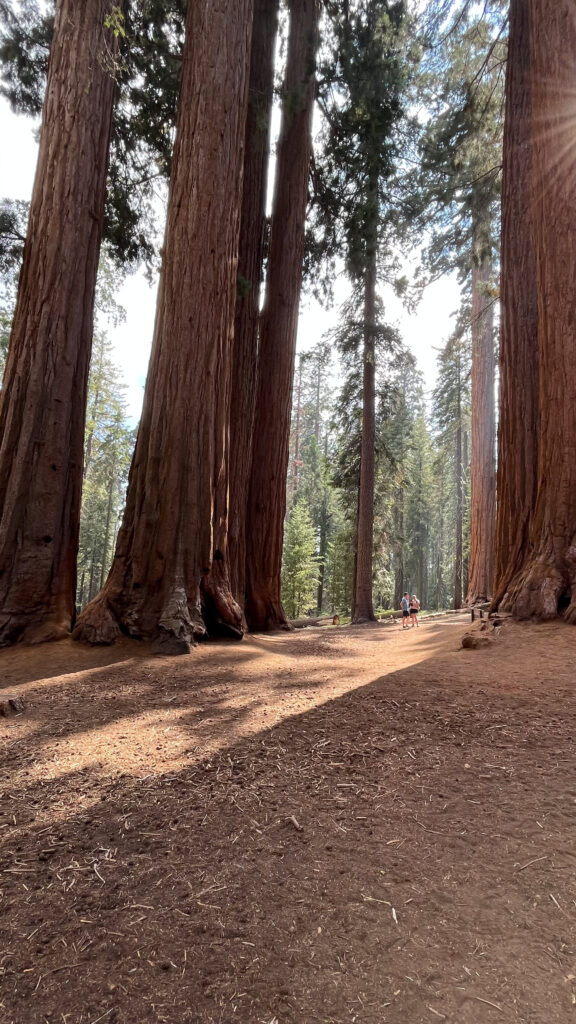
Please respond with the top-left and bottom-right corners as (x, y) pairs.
(1, 615), (576, 1024)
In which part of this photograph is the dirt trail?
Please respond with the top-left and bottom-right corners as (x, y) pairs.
(1, 615), (576, 1024)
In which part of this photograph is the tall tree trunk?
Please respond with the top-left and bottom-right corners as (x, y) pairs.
(393, 487), (404, 608)
(467, 251), (496, 605)
(292, 355), (305, 500)
(228, 0), (279, 608)
(352, 253), (377, 623)
(492, 0), (539, 608)
(75, 0), (253, 652)
(501, 0), (576, 622)
(316, 431), (329, 613)
(0, 0), (120, 646)
(244, 0), (319, 632)
(100, 468), (115, 589)
(454, 420), (463, 610)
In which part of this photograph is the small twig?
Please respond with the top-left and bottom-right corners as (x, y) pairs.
(550, 893), (570, 917)
(287, 815), (303, 832)
(516, 855), (548, 872)
(412, 817), (466, 837)
(472, 996), (503, 1011)
(90, 1010), (114, 1024)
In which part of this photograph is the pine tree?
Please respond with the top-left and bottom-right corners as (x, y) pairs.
(281, 500), (319, 619)
(414, 6), (504, 606)
(313, 0), (408, 623)
(77, 332), (134, 608)
(431, 324), (471, 609)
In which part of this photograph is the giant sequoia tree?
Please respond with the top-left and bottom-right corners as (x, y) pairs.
(75, 0), (253, 652)
(492, 0), (539, 608)
(228, 0), (279, 609)
(0, 0), (121, 646)
(244, 0), (320, 632)
(497, 0), (576, 622)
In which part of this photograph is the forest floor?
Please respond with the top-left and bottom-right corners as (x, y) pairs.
(2, 615), (576, 1024)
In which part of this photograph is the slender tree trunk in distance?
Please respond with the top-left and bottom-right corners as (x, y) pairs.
(100, 469), (115, 589)
(502, 0), (576, 622)
(0, 0), (120, 646)
(352, 254), (377, 623)
(292, 356), (305, 499)
(466, 252), (496, 605)
(228, 0), (279, 608)
(316, 432), (329, 613)
(393, 487), (404, 608)
(454, 420), (463, 610)
(492, 0), (539, 609)
(75, 0), (253, 652)
(244, 0), (319, 632)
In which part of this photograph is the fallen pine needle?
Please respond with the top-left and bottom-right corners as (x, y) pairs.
(516, 856), (548, 871)
(550, 893), (569, 917)
(90, 1010), (114, 1024)
(427, 1007), (447, 1019)
(473, 996), (503, 1011)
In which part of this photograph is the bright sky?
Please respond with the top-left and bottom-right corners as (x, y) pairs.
(0, 98), (461, 419)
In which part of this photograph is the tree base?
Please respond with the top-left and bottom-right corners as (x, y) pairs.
(244, 591), (292, 633)
(72, 596), (122, 645)
(0, 613), (71, 648)
(500, 556), (574, 622)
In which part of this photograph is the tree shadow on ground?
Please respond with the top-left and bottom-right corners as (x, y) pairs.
(2, 620), (576, 1023)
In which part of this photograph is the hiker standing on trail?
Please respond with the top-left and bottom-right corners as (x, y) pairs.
(401, 592), (410, 629)
(410, 594), (420, 628)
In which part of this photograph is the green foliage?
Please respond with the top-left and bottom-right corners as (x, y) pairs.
(281, 500), (319, 619)
(77, 331), (135, 608)
(310, 0), (411, 291)
(0, 0), (186, 270)
(407, 2), (506, 290)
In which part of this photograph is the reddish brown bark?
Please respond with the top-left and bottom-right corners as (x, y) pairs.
(0, 0), (120, 647)
(228, 0), (279, 609)
(493, 0), (539, 610)
(244, 0), (319, 633)
(74, 0), (253, 652)
(454, 420), (463, 610)
(502, 0), (576, 622)
(352, 255), (377, 623)
(466, 252), (496, 605)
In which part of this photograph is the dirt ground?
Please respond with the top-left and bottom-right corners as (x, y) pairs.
(2, 614), (576, 1024)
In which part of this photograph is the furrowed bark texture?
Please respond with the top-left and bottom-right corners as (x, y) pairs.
(74, 0), (253, 651)
(493, 0), (539, 609)
(466, 253), (496, 605)
(0, 0), (120, 646)
(244, 0), (319, 632)
(454, 419), (463, 610)
(502, 0), (576, 622)
(352, 256), (377, 623)
(229, 0), (279, 609)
